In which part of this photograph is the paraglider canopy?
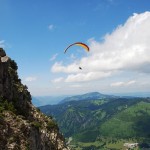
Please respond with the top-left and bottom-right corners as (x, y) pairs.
(64, 42), (89, 53)
(64, 42), (89, 70)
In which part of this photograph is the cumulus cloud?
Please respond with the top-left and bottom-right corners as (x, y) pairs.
(111, 80), (136, 87)
(51, 62), (80, 73)
(25, 77), (37, 82)
(51, 11), (150, 83)
(52, 77), (64, 83)
(65, 71), (111, 82)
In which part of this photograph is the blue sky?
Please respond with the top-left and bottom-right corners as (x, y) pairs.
(0, 0), (150, 96)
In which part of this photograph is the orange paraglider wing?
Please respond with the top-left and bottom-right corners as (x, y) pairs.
(64, 42), (89, 53)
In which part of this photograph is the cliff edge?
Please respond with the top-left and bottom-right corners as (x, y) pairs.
(0, 48), (69, 150)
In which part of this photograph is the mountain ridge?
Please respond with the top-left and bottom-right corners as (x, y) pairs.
(32, 91), (150, 107)
(59, 92), (117, 104)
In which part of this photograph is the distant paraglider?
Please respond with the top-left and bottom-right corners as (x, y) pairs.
(64, 42), (89, 70)
(79, 67), (82, 70)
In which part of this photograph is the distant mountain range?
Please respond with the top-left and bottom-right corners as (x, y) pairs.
(59, 92), (118, 104)
(32, 92), (114, 106)
(31, 95), (67, 107)
(39, 92), (150, 149)
(32, 91), (150, 107)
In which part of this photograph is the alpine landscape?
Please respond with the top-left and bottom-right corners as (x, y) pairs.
(39, 92), (150, 149)
(1, 0), (150, 150)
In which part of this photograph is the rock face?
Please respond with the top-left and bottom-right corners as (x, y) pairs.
(0, 48), (6, 57)
(0, 48), (69, 150)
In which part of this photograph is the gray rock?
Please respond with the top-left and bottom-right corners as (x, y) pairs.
(1, 56), (9, 63)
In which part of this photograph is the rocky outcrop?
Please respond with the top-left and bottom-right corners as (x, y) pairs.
(0, 48), (70, 150)
(0, 48), (6, 57)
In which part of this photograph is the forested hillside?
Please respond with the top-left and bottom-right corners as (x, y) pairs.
(40, 95), (150, 149)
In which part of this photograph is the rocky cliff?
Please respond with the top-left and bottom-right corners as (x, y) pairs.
(0, 48), (69, 150)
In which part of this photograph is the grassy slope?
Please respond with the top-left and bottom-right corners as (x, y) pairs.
(71, 100), (150, 149)
(100, 101), (150, 139)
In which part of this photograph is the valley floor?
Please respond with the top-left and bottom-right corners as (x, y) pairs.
(69, 138), (148, 150)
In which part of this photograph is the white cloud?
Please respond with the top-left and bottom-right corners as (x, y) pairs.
(50, 53), (58, 61)
(111, 80), (136, 87)
(52, 77), (64, 83)
(48, 24), (54, 30)
(51, 62), (80, 73)
(51, 11), (150, 83)
(65, 71), (111, 82)
(25, 77), (37, 82)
